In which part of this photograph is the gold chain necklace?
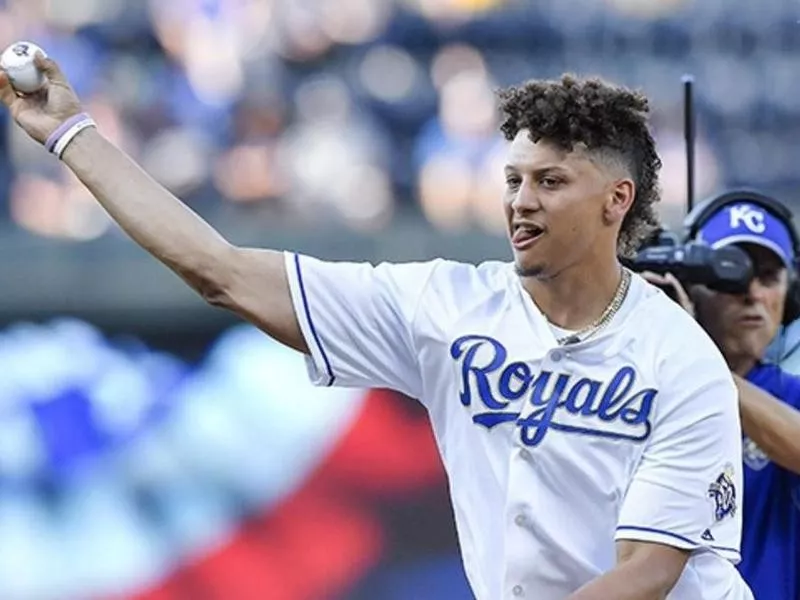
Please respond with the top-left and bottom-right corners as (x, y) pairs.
(555, 268), (632, 345)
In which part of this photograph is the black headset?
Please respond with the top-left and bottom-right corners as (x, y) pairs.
(683, 188), (800, 325)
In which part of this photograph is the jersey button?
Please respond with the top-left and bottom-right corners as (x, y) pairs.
(512, 584), (524, 596)
(514, 514), (526, 526)
(550, 350), (563, 362)
(519, 448), (532, 461)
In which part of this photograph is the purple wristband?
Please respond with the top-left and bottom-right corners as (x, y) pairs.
(45, 113), (91, 153)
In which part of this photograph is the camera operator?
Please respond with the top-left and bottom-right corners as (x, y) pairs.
(642, 195), (800, 600)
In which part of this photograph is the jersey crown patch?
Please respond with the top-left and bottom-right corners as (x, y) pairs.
(707, 464), (737, 522)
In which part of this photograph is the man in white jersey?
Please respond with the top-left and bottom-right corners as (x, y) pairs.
(0, 54), (753, 599)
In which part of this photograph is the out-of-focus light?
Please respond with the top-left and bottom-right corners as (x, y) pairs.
(319, 0), (392, 45)
(273, 5), (334, 62)
(90, 361), (157, 438)
(45, 0), (124, 28)
(183, 20), (244, 105)
(0, 14), (20, 47)
(603, 0), (689, 19)
(213, 144), (286, 203)
(430, 43), (487, 90)
(333, 164), (394, 231)
(294, 75), (353, 124)
(139, 128), (211, 196)
(8, 0), (48, 24)
(439, 70), (499, 136)
(471, 147), (507, 235)
(10, 174), (112, 241)
(147, 0), (186, 60)
(417, 146), (506, 234)
(405, 0), (505, 21)
(60, 178), (115, 240)
(453, 0), (506, 11)
(279, 125), (394, 225)
(103, 57), (157, 115)
(147, 0), (255, 105)
(0, 413), (45, 479)
(83, 96), (135, 152)
(237, 0), (274, 59)
(359, 45), (420, 103)
(418, 156), (475, 231)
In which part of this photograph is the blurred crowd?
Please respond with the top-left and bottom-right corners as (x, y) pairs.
(0, 0), (798, 241)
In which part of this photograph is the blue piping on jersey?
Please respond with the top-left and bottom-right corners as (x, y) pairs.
(616, 525), (739, 556)
(294, 253), (335, 386)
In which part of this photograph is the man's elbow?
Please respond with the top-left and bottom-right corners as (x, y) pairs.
(181, 244), (306, 353)
(176, 243), (239, 308)
(193, 245), (296, 330)
(199, 280), (232, 308)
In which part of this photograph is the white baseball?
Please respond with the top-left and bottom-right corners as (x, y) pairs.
(0, 41), (48, 93)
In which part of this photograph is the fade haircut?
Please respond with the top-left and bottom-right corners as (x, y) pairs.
(497, 74), (662, 257)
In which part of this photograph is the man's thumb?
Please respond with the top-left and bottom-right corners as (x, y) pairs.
(33, 52), (67, 85)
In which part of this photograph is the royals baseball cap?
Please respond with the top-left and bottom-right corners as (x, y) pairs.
(696, 200), (796, 268)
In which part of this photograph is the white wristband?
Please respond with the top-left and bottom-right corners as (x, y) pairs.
(52, 117), (96, 159)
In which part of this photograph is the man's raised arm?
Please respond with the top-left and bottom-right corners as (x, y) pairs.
(0, 52), (306, 353)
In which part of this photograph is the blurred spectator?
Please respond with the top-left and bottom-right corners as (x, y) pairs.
(414, 46), (505, 233)
(276, 74), (396, 230)
(0, 0), (799, 245)
(211, 92), (289, 206)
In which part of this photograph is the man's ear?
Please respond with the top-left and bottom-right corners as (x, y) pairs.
(603, 178), (635, 225)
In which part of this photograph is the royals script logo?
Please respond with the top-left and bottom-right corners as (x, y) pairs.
(450, 335), (657, 447)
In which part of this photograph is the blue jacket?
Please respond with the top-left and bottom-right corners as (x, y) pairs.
(738, 363), (800, 599)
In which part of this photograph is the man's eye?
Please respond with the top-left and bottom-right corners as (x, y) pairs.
(758, 271), (781, 285)
(506, 177), (521, 189)
(540, 176), (562, 189)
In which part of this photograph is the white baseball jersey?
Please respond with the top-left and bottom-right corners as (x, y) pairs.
(284, 252), (754, 600)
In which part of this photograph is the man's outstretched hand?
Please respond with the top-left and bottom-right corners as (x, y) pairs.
(0, 51), (82, 144)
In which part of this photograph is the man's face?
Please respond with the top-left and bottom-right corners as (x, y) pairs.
(693, 244), (789, 362)
(503, 130), (630, 279)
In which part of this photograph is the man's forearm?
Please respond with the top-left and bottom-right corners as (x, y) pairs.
(61, 128), (233, 298)
(733, 373), (800, 474)
(567, 561), (672, 600)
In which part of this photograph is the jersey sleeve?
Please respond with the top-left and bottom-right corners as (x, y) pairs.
(615, 346), (744, 564)
(284, 251), (440, 398)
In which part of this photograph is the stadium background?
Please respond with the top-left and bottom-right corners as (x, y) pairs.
(0, 0), (795, 598)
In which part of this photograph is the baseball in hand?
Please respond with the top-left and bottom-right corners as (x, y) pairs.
(0, 41), (48, 93)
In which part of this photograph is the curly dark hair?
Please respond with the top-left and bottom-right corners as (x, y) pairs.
(497, 74), (662, 258)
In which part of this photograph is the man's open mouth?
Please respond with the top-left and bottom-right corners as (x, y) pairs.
(512, 223), (545, 248)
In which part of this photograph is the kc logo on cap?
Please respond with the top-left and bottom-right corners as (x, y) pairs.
(729, 204), (766, 234)
(698, 200), (795, 268)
